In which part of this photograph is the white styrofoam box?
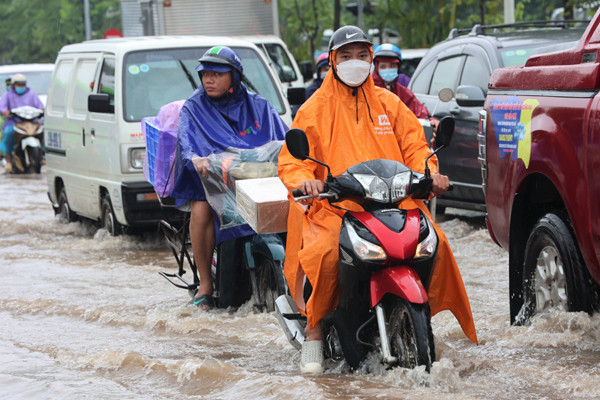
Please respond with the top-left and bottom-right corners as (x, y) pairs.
(236, 177), (289, 233)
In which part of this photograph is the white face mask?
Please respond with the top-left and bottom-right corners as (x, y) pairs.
(336, 59), (371, 87)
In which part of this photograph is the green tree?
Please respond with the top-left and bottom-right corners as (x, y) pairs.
(0, 0), (121, 65)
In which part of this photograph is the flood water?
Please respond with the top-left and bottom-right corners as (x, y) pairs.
(1, 171), (600, 400)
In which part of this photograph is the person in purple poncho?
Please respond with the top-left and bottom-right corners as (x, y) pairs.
(0, 73), (44, 173)
(171, 46), (288, 309)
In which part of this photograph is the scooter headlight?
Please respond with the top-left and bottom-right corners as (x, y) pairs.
(353, 174), (389, 202)
(344, 219), (387, 261)
(390, 171), (412, 202)
(414, 217), (438, 260)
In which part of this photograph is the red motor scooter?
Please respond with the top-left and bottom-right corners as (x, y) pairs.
(275, 117), (455, 372)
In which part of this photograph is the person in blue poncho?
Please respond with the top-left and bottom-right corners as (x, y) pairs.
(171, 46), (288, 310)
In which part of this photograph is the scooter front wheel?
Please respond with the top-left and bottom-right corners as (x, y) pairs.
(386, 297), (434, 371)
(26, 146), (42, 174)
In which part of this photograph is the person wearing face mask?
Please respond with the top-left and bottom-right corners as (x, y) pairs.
(372, 43), (433, 122)
(278, 26), (477, 374)
(305, 52), (330, 100)
(0, 74), (44, 173)
(171, 46), (287, 310)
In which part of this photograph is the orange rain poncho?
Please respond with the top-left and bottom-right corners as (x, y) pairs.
(278, 56), (478, 344)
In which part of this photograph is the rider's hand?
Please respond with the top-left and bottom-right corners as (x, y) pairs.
(299, 179), (324, 197)
(1, 110), (9, 117)
(192, 156), (209, 177)
(430, 173), (449, 197)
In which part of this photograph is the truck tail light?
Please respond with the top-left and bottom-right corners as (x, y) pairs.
(477, 109), (488, 194)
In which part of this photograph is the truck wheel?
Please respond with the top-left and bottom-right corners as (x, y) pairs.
(387, 297), (434, 372)
(57, 187), (76, 223)
(101, 194), (122, 236)
(254, 257), (286, 312)
(517, 212), (596, 324)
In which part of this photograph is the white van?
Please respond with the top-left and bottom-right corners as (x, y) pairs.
(233, 35), (312, 89)
(45, 36), (294, 235)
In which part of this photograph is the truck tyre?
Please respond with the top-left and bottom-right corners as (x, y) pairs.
(517, 212), (597, 325)
(101, 194), (122, 236)
(58, 187), (76, 223)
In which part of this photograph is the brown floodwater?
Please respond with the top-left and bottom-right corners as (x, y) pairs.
(1, 171), (599, 399)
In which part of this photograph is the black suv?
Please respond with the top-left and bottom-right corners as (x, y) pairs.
(409, 22), (588, 213)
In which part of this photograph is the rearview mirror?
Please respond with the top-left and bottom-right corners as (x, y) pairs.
(455, 85), (486, 107)
(300, 60), (314, 82)
(287, 86), (306, 106)
(435, 116), (455, 149)
(88, 93), (114, 114)
(285, 128), (310, 160)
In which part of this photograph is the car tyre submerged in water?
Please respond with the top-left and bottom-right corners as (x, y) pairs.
(387, 297), (434, 371)
(101, 194), (122, 236)
(517, 212), (599, 325)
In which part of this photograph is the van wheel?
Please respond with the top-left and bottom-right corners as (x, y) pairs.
(58, 187), (76, 223)
(515, 212), (598, 325)
(101, 194), (122, 236)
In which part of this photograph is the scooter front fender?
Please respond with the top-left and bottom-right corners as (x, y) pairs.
(370, 266), (428, 308)
(20, 136), (41, 151)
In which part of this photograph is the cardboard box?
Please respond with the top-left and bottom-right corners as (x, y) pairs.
(236, 177), (289, 233)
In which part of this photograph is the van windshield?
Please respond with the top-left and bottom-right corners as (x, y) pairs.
(123, 47), (284, 122)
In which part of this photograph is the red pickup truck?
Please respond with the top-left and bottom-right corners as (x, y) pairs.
(479, 10), (600, 325)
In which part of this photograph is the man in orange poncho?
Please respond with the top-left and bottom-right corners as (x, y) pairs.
(278, 26), (478, 374)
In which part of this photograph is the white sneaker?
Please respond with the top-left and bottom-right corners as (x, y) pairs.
(300, 340), (324, 374)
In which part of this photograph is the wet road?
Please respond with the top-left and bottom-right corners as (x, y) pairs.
(1, 171), (599, 399)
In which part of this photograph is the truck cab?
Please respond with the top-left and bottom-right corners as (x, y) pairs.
(478, 11), (600, 324)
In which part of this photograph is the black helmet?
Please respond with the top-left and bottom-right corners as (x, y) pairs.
(328, 25), (372, 51)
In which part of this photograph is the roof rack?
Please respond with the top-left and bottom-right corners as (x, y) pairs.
(447, 19), (591, 39)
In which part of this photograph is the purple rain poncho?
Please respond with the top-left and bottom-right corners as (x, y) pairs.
(0, 87), (44, 127)
(171, 82), (288, 244)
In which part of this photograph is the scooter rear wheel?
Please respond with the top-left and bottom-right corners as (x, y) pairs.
(386, 297), (434, 371)
(254, 257), (286, 312)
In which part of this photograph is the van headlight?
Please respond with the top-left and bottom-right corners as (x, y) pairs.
(353, 171), (412, 203)
(130, 148), (145, 169)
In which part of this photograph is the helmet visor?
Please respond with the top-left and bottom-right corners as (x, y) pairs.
(196, 62), (232, 74)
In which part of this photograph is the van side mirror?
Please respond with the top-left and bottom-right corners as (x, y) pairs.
(88, 93), (114, 114)
(300, 60), (313, 82)
(287, 86), (306, 106)
(455, 85), (486, 107)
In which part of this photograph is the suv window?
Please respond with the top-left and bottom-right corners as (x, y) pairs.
(460, 55), (490, 93)
(410, 60), (435, 94)
(430, 56), (463, 95)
